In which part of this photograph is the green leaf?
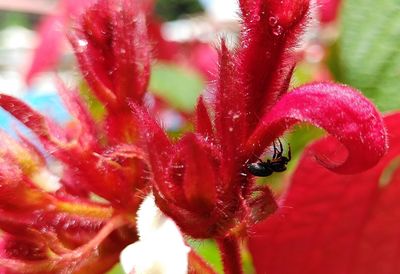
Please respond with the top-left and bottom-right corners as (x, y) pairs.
(155, 0), (204, 21)
(79, 81), (105, 121)
(106, 263), (124, 274)
(188, 239), (223, 274)
(335, 0), (400, 112)
(149, 62), (205, 113)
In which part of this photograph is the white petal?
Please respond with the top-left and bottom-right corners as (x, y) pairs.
(120, 194), (190, 274)
(136, 194), (165, 240)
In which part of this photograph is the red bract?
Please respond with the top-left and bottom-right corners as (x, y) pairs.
(248, 113), (400, 274)
(0, 91), (142, 273)
(69, 0), (150, 108)
(67, 0), (151, 143)
(1, 0), (389, 273)
(135, 0), (387, 244)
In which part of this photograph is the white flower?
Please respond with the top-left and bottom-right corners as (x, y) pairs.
(120, 194), (190, 274)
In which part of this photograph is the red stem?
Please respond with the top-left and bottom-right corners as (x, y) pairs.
(216, 236), (243, 274)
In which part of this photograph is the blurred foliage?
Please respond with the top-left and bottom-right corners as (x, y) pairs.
(149, 62), (205, 113)
(332, 0), (400, 112)
(0, 11), (35, 28)
(155, 0), (203, 21)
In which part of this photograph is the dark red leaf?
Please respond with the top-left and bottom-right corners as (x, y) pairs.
(248, 113), (399, 274)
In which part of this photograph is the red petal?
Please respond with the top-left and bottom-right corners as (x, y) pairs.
(103, 112), (140, 144)
(131, 104), (175, 199)
(68, 30), (117, 106)
(0, 94), (72, 157)
(248, 113), (400, 274)
(109, 0), (151, 105)
(238, 0), (256, 21)
(237, 0), (311, 130)
(69, 0), (151, 110)
(0, 95), (51, 140)
(0, 235), (47, 261)
(181, 134), (217, 212)
(195, 96), (213, 138)
(214, 40), (248, 162)
(245, 83), (387, 174)
(55, 79), (99, 150)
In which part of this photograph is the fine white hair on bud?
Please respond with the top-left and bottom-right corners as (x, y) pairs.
(120, 194), (190, 274)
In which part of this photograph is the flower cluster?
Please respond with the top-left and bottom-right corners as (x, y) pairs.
(0, 0), (151, 272)
(135, 0), (386, 241)
(0, 0), (389, 273)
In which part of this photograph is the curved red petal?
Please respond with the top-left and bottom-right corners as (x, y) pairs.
(0, 94), (70, 149)
(0, 95), (51, 139)
(245, 82), (387, 174)
(248, 113), (400, 274)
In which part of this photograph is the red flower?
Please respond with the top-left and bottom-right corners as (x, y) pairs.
(135, 0), (387, 243)
(0, 0), (151, 272)
(249, 112), (399, 274)
(0, 85), (145, 273)
(0, 0), (389, 273)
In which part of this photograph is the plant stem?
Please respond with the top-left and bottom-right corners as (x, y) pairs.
(217, 235), (243, 274)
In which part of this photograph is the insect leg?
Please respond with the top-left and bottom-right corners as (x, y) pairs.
(276, 138), (283, 158)
(272, 140), (278, 159)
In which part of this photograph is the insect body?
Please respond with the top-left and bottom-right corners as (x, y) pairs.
(247, 139), (291, 177)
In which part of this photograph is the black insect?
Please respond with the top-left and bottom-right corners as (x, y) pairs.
(247, 139), (291, 177)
